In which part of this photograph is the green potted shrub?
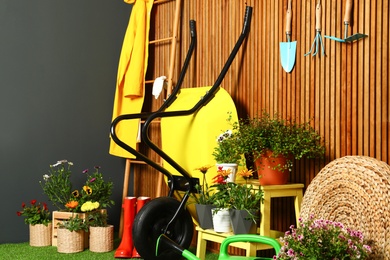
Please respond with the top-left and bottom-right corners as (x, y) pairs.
(211, 168), (263, 234)
(212, 114), (244, 182)
(56, 214), (89, 253)
(87, 210), (114, 252)
(236, 111), (325, 185)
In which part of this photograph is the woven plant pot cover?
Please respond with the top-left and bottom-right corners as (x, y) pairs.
(89, 225), (114, 253)
(301, 156), (390, 259)
(29, 223), (52, 247)
(57, 229), (84, 253)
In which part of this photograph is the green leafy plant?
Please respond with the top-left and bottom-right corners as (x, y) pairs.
(210, 168), (263, 223)
(236, 111), (325, 171)
(212, 113), (243, 164)
(191, 165), (215, 205)
(81, 166), (115, 209)
(87, 210), (109, 227)
(40, 160), (114, 212)
(17, 200), (51, 226)
(39, 160), (73, 210)
(57, 215), (89, 232)
(276, 215), (372, 259)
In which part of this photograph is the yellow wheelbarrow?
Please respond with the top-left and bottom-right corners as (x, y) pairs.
(110, 6), (253, 260)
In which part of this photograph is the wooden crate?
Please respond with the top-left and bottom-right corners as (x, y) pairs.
(52, 211), (89, 248)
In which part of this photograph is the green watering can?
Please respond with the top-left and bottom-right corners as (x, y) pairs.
(156, 234), (281, 260)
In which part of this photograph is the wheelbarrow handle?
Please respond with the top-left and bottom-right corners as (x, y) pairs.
(344, 0), (353, 25)
(316, 3), (322, 31)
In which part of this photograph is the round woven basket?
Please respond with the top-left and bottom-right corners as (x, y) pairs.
(29, 223), (52, 247)
(89, 225), (114, 253)
(301, 156), (390, 259)
(57, 229), (84, 253)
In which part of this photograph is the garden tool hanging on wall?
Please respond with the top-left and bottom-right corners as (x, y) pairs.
(280, 0), (297, 72)
(304, 0), (325, 56)
(324, 0), (367, 43)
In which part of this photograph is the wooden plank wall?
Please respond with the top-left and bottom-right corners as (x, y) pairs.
(132, 0), (389, 255)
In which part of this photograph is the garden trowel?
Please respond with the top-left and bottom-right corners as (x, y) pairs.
(280, 0), (296, 73)
(324, 0), (367, 43)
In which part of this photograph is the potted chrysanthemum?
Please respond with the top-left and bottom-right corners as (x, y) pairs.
(276, 215), (372, 259)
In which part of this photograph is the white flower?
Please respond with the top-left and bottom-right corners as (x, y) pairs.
(43, 174), (50, 181)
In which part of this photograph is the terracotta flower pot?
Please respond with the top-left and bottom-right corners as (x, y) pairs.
(255, 150), (289, 185)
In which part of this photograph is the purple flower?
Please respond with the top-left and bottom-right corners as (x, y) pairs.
(82, 169), (89, 174)
(89, 177), (96, 183)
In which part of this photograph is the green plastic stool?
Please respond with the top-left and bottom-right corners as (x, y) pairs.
(156, 234), (281, 260)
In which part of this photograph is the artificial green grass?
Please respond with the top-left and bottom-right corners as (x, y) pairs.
(0, 242), (219, 260)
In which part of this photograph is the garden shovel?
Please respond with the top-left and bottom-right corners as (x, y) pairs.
(324, 0), (367, 43)
(280, 0), (296, 73)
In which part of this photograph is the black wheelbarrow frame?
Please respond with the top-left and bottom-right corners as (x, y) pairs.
(110, 7), (252, 260)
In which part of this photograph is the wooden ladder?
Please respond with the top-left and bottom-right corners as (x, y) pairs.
(119, 0), (182, 237)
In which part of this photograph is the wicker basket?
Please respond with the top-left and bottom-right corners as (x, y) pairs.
(301, 156), (390, 259)
(89, 225), (114, 253)
(56, 228), (84, 253)
(29, 223), (52, 247)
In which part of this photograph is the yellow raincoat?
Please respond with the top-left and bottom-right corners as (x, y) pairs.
(110, 0), (154, 158)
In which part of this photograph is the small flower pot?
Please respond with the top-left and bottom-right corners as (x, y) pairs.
(89, 225), (114, 253)
(216, 163), (238, 183)
(57, 228), (85, 253)
(29, 223), (52, 247)
(195, 204), (215, 229)
(212, 208), (231, 233)
(229, 209), (258, 234)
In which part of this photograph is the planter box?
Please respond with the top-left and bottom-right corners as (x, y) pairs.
(52, 211), (89, 248)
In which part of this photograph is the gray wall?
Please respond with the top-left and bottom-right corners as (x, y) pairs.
(0, 0), (132, 243)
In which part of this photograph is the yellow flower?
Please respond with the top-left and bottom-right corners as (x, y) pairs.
(83, 186), (92, 195)
(72, 190), (80, 198)
(195, 165), (213, 174)
(81, 201), (100, 212)
(218, 168), (232, 177)
(239, 169), (254, 179)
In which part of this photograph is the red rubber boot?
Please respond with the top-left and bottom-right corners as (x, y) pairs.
(131, 196), (151, 258)
(115, 196), (136, 258)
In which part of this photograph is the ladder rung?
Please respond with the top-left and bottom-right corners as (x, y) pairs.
(154, 0), (173, 4)
(145, 80), (155, 84)
(140, 119), (161, 124)
(129, 159), (147, 165)
(149, 36), (174, 44)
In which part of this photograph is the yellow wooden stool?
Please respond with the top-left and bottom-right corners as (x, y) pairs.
(195, 183), (304, 259)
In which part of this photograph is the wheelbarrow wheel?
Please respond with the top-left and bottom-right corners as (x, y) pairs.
(132, 196), (194, 260)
